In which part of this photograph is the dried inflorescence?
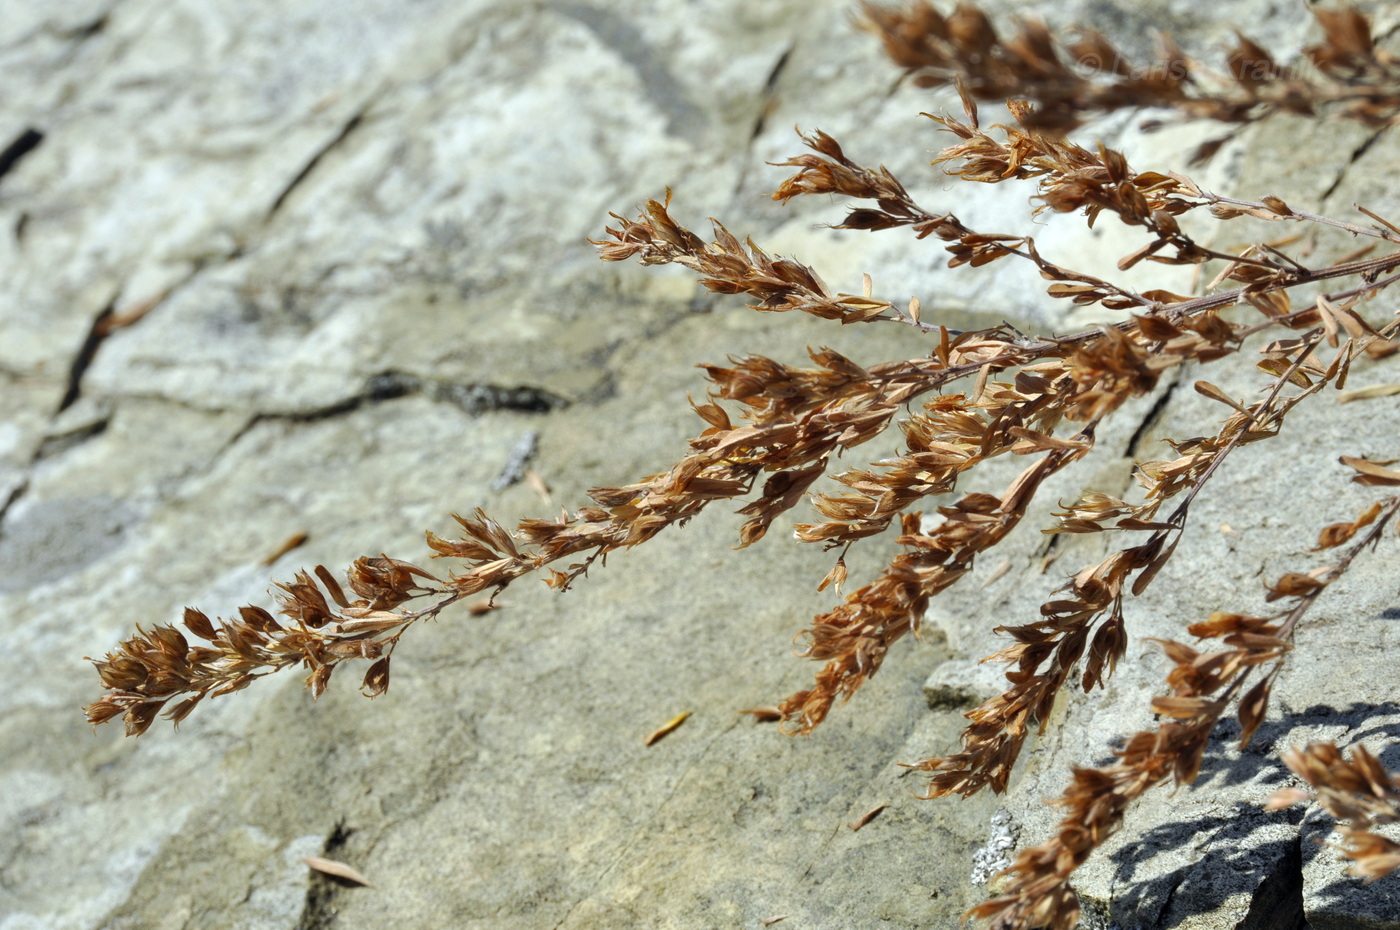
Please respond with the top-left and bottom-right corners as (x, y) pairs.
(85, 557), (442, 735)
(974, 486), (1400, 929)
(1270, 741), (1400, 883)
(85, 4), (1400, 927)
(858, 0), (1400, 139)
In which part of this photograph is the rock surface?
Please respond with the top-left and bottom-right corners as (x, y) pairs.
(1, 1), (1399, 929)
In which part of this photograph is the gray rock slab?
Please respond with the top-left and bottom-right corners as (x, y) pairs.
(982, 108), (1400, 930)
(4, 2), (1400, 929)
(925, 658), (1015, 711)
(0, 376), (61, 508)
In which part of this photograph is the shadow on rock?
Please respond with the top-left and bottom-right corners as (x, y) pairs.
(1077, 703), (1400, 927)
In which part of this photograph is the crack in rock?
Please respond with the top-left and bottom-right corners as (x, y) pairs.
(731, 42), (794, 201)
(750, 45), (792, 143)
(0, 128), (44, 183)
(269, 110), (367, 219)
(1235, 833), (1307, 930)
(1125, 369), (1183, 458)
(1320, 125), (1390, 203)
(57, 296), (117, 413)
(224, 371), (569, 448)
(56, 263), (212, 413)
(295, 820), (355, 930)
(364, 370), (570, 417)
(0, 478), (29, 540)
(34, 415), (110, 461)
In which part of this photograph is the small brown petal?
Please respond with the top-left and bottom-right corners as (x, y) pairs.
(644, 710), (691, 746)
(304, 856), (373, 887)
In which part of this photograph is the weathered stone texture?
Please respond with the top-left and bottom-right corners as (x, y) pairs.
(2, 2), (1399, 928)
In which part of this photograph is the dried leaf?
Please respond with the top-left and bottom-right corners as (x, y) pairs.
(183, 607), (217, 641)
(1264, 787), (1311, 811)
(1314, 520), (1359, 550)
(123, 700), (165, 737)
(981, 558), (1011, 589)
(739, 706), (783, 722)
(1007, 426), (1088, 452)
(98, 292), (166, 334)
(970, 362), (991, 405)
(849, 802), (888, 831)
(314, 565), (351, 608)
(1193, 380), (1250, 415)
(1150, 695), (1214, 718)
(644, 710), (691, 746)
(361, 657), (391, 698)
(1237, 678), (1271, 749)
(1134, 313), (1183, 341)
(335, 613), (407, 635)
(817, 557), (848, 594)
(239, 605), (280, 633)
(1315, 295), (1341, 347)
(1341, 456), (1400, 486)
(163, 695), (203, 726)
(1188, 612), (1262, 638)
(525, 468), (552, 504)
(1082, 615), (1126, 692)
(1131, 535), (1179, 597)
(261, 531), (309, 566)
(1266, 572), (1325, 601)
(1337, 383), (1400, 403)
(306, 665), (333, 700)
(1118, 239), (1166, 271)
(304, 856), (374, 887)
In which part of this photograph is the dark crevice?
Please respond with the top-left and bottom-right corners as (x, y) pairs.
(1152, 870), (1184, 928)
(60, 13), (109, 41)
(0, 478), (29, 540)
(226, 371), (570, 447)
(1236, 834), (1307, 930)
(1320, 125), (1389, 203)
(433, 380), (569, 415)
(1033, 527), (1064, 563)
(0, 128), (44, 183)
(268, 112), (365, 218)
(53, 262), (237, 415)
(296, 820), (355, 930)
(35, 417), (111, 461)
(749, 45), (792, 142)
(1125, 371), (1182, 458)
(14, 211), (29, 243)
(364, 370), (570, 416)
(731, 43), (795, 200)
(57, 296), (117, 413)
(580, 369), (618, 405)
(362, 370), (417, 402)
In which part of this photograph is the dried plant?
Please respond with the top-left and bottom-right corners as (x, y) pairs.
(85, 4), (1400, 927)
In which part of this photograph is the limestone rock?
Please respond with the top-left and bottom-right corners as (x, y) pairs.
(3, 2), (1400, 929)
(925, 658), (1015, 711)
